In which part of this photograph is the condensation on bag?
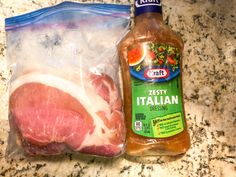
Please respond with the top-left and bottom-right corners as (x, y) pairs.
(5, 2), (130, 157)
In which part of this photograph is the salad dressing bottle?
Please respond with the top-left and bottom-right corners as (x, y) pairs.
(118, 0), (190, 156)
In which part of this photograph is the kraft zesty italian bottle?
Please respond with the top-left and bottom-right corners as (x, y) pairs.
(118, 0), (190, 156)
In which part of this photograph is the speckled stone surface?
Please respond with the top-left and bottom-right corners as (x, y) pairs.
(0, 0), (235, 176)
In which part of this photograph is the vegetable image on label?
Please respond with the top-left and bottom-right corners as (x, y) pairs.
(128, 45), (146, 66)
(129, 43), (181, 83)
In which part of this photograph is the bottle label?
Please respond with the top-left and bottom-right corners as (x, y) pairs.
(135, 0), (162, 16)
(128, 42), (185, 138)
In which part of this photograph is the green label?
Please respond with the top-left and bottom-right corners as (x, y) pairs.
(128, 43), (185, 138)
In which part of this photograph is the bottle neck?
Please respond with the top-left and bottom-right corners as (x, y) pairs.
(134, 12), (163, 25)
(134, 0), (162, 17)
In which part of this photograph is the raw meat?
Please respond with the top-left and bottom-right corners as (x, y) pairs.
(5, 2), (130, 158)
(9, 71), (125, 156)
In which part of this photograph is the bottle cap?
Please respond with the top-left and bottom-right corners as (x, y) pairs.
(135, 0), (162, 16)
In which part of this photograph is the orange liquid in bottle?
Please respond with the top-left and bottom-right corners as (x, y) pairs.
(118, 0), (190, 156)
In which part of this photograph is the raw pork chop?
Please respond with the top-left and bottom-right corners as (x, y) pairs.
(9, 71), (125, 156)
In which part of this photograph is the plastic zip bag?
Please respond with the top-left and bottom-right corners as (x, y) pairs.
(5, 1), (130, 157)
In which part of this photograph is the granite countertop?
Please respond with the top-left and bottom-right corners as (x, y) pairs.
(0, 0), (235, 176)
